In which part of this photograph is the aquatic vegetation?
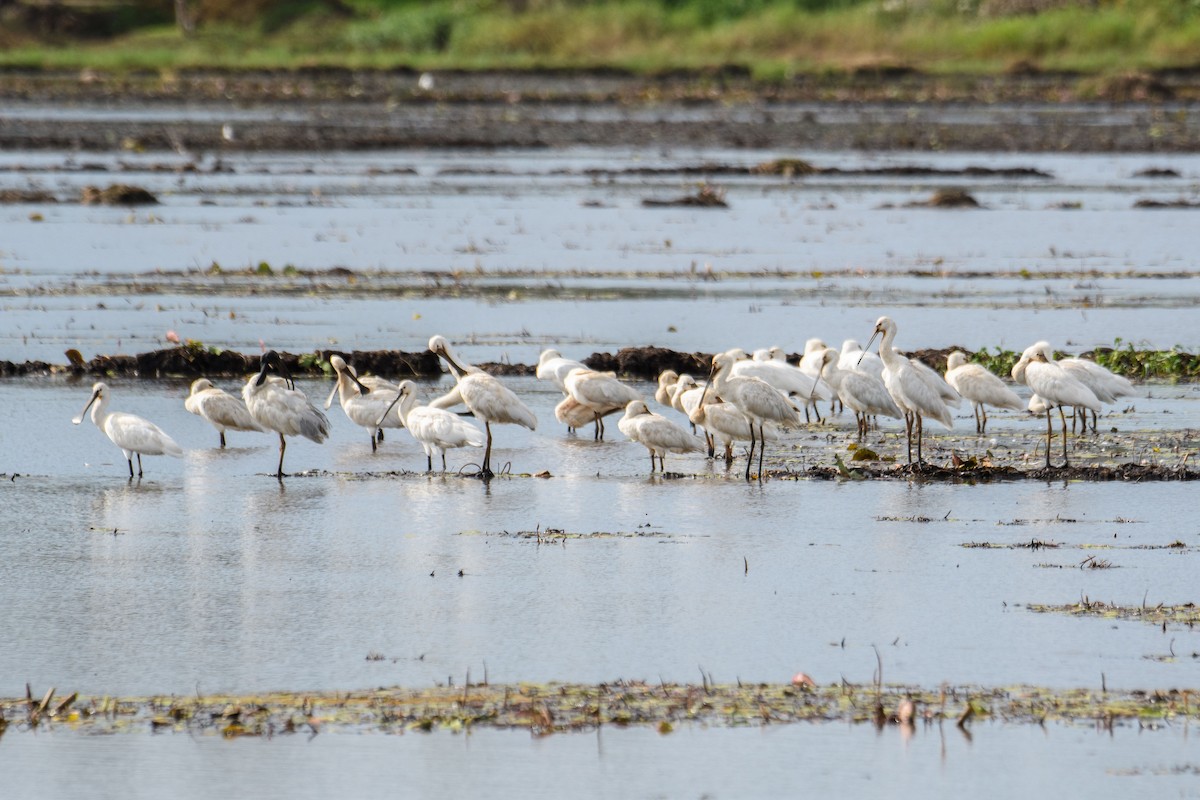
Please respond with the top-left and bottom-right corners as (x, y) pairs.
(1089, 339), (1200, 381)
(1, 680), (1194, 737)
(1027, 599), (1200, 626)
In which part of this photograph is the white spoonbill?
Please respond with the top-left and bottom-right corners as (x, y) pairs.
(670, 374), (714, 454)
(617, 400), (704, 473)
(863, 317), (953, 465)
(536, 349), (588, 393)
(944, 351), (1023, 433)
(425, 335), (486, 411)
(74, 382), (184, 477)
(900, 350), (961, 409)
(1058, 355), (1135, 432)
(242, 350), (331, 478)
(1012, 342), (1101, 468)
(689, 397), (776, 466)
(184, 378), (264, 448)
(564, 367), (641, 440)
(655, 369), (681, 408)
(815, 348), (902, 437)
(729, 347), (828, 422)
(429, 335), (537, 478)
(797, 338), (828, 378)
(377, 380), (485, 472)
(670, 374), (706, 419)
(324, 354), (403, 452)
(707, 351), (801, 480)
(839, 339), (884, 380)
(554, 395), (598, 431)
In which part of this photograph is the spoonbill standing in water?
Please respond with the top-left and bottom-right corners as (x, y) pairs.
(706, 351), (800, 480)
(428, 335), (537, 478)
(943, 351), (1023, 433)
(863, 316), (953, 465)
(815, 348), (902, 437)
(324, 354), (403, 452)
(564, 367), (641, 440)
(184, 378), (265, 448)
(74, 382), (184, 477)
(377, 380), (485, 472)
(242, 350), (331, 478)
(617, 400), (704, 473)
(1012, 342), (1101, 468)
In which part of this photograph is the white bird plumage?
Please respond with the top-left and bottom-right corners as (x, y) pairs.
(536, 349), (588, 394)
(242, 351), (331, 478)
(1012, 342), (1101, 467)
(564, 367), (641, 440)
(185, 377), (265, 448)
(689, 397), (777, 466)
(840, 339), (884, 380)
(729, 346), (829, 422)
(617, 400), (704, 472)
(428, 335), (537, 478)
(325, 355), (404, 452)
(864, 317), (953, 465)
(380, 380), (485, 472)
(74, 382), (184, 477)
(816, 348), (902, 437)
(1058, 354), (1136, 432)
(944, 351), (1023, 433)
(707, 351), (801, 479)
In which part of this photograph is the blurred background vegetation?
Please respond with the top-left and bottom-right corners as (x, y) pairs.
(2, 0), (1199, 75)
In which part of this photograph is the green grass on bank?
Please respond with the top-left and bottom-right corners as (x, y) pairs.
(3, 0), (1200, 76)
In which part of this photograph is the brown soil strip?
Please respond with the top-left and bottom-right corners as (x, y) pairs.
(3, 69), (1200, 152)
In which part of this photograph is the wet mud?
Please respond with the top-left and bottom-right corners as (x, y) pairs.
(793, 461), (1200, 483)
(5, 69), (1200, 152)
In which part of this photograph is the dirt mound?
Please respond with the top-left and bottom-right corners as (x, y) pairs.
(81, 184), (157, 205)
(320, 349), (443, 379)
(584, 346), (713, 379)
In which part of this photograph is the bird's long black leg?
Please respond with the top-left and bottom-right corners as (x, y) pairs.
(137, 453), (143, 476)
(757, 423), (766, 479)
(277, 433), (287, 478)
(219, 431), (227, 449)
(1059, 407), (1070, 466)
(745, 425), (756, 481)
(482, 422), (494, 478)
(127, 458), (135, 478)
(1044, 411), (1053, 468)
(905, 412), (914, 465)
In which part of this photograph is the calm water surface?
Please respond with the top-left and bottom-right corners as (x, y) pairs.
(2, 144), (1199, 797)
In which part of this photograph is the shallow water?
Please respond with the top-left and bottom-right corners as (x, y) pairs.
(5, 722), (1198, 800)
(2, 148), (1200, 362)
(2, 143), (1199, 797)
(2, 377), (1197, 699)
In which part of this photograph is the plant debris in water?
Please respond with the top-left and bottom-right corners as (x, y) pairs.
(1026, 600), (1200, 626)
(1, 680), (1194, 738)
(642, 183), (728, 208)
(462, 525), (671, 541)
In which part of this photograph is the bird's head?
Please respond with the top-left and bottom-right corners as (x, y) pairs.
(72, 382), (107, 425)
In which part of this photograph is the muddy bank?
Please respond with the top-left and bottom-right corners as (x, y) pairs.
(6, 346), (443, 380)
(3, 344), (1193, 382)
(3, 68), (1200, 152)
(792, 461), (1200, 483)
(1, 680), (1191, 737)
